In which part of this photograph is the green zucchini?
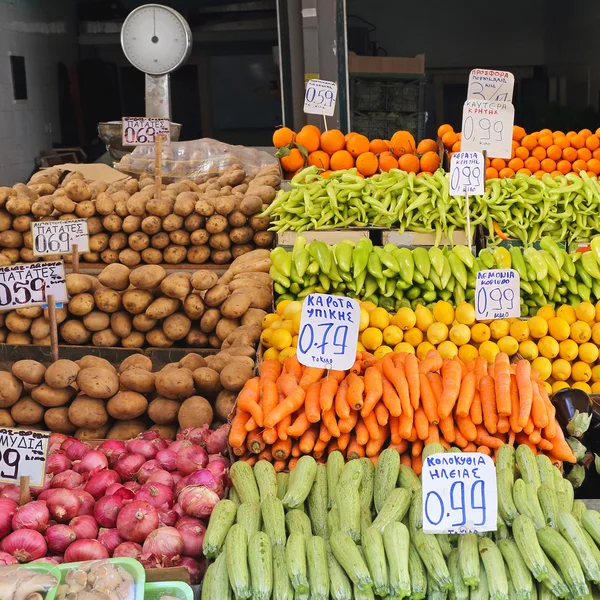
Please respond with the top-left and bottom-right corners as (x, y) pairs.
(261, 494), (286, 547)
(496, 514), (510, 540)
(307, 535), (329, 600)
(398, 464), (422, 495)
(422, 442), (446, 461)
(408, 490), (423, 537)
(478, 537), (509, 600)
(553, 467), (567, 510)
(277, 472), (289, 501)
(327, 506), (340, 537)
(358, 457), (375, 508)
(272, 543), (293, 600)
(496, 444), (516, 473)
(374, 447), (400, 512)
(307, 464), (328, 539)
(338, 458), (363, 490)
(498, 538), (534, 600)
(329, 530), (373, 591)
(413, 528), (452, 591)
(253, 459), (278, 500)
(327, 451), (345, 508)
(539, 552), (569, 598)
(514, 478), (544, 528)
(207, 550), (231, 600)
(229, 487), (241, 506)
(437, 533), (452, 559)
(383, 522), (410, 597)
(236, 501), (262, 540)
(249, 531), (273, 600)
(582, 528), (600, 583)
(517, 444), (542, 491)
(497, 467), (519, 524)
(225, 524), (251, 599)
(538, 484), (559, 528)
(285, 509), (313, 541)
(458, 532), (480, 587)
(512, 515), (549, 581)
(203, 498), (237, 558)
(353, 547), (376, 600)
(448, 548), (469, 600)
(536, 454), (556, 490)
(470, 561), (489, 600)
(537, 582), (558, 600)
(336, 482), (361, 542)
(285, 531), (309, 595)
(360, 503), (372, 539)
(582, 510), (600, 545)
(560, 478), (574, 513)
(371, 486), (411, 534)
(201, 560), (214, 600)
(427, 569), (449, 600)
(362, 526), (389, 596)
(230, 460), (260, 504)
(526, 480), (547, 529)
(326, 543), (353, 600)
(572, 499), (587, 522)
(408, 543), (428, 600)
(282, 455), (318, 509)
(557, 511), (600, 583)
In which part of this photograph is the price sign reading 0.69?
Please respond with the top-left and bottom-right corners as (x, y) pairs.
(303, 79), (338, 117)
(475, 269), (521, 321)
(0, 427), (50, 486)
(297, 294), (360, 371)
(422, 453), (497, 534)
(122, 117), (170, 146)
(32, 218), (89, 256)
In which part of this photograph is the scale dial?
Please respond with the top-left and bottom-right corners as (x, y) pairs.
(121, 4), (192, 76)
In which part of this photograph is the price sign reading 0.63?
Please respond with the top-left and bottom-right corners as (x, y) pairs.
(460, 100), (515, 159)
(303, 79), (338, 117)
(297, 294), (360, 371)
(475, 269), (521, 321)
(0, 427), (50, 486)
(422, 453), (497, 534)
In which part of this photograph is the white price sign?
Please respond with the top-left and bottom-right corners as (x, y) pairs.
(0, 427), (50, 487)
(467, 69), (515, 103)
(0, 261), (68, 310)
(32, 218), (89, 256)
(122, 117), (170, 146)
(460, 100), (515, 158)
(422, 453), (497, 534)
(450, 152), (485, 196)
(303, 79), (337, 116)
(475, 269), (521, 320)
(297, 294), (360, 370)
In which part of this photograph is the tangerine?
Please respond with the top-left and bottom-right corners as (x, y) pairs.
(356, 152), (379, 176)
(441, 131), (458, 149)
(546, 145), (562, 161)
(307, 150), (330, 170)
(417, 138), (438, 154)
(273, 127), (295, 148)
(437, 124), (454, 138)
(280, 148), (305, 172)
(499, 167), (515, 178)
(586, 135), (600, 151)
(580, 128), (593, 138)
(379, 154), (398, 172)
(296, 126), (320, 152)
(329, 150), (354, 171)
(346, 134), (370, 157)
(554, 135), (569, 149)
(513, 125), (526, 141)
(508, 158), (524, 171)
(578, 147), (592, 161)
(486, 167), (499, 179)
(369, 138), (389, 154)
(541, 158), (556, 172)
(320, 129), (345, 154)
(562, 147), (577, 162)
(398, 153), (420, 173)
(491, 158), (506, 171)
(452, 141), (461, 152)
(538, 135), (553, 149)
(521, 135), (538, 150)
(390, 130), (417, 156)
(517, 168), (532, 176)
(588, 158), (600, 175)
(573, 159), (588, 173)
(524, 157), (540, 172)
(420, 151), (440, 172)
(531, 146), (547, 161)
(515, 146), (529, 160)
(556, 160), (571, 174)
(570, 134), (585, 149)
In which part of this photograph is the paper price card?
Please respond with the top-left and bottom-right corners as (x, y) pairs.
(297, 294), (360, 370)
(31, 218), (89, 256)
(449, 152), (485, 196)
(122, 117), (170, 146)
(467, 69), (514, 103)
(0, 427), (50, 486)
(0, 261), (68, 310)
(303, 79), (337, 116)
(475, 269), (521, 320)
(460, 100), (515, 159)
(422, 453), (497, 534)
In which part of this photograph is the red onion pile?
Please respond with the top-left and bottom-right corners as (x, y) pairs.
(0, 426), (229, 583)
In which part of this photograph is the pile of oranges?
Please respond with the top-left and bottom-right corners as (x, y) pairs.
(439, 123), (600, 179)
(273, 125), (441, 178)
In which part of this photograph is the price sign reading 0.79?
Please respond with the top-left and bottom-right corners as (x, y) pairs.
(303, 79), (337, 117)
(422, 453), (497, 534)
(0, 427), (50, 486)
(475, 269), (521, 321)
(460, 100), (515, 159)
(297, 294), (360, 371)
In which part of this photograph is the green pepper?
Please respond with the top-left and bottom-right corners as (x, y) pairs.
(385, 279), (396, 298)
(539, 250), (561, 282)
(290, 261), (303, 284)
(395, 248), (414, 284)
(466, 273), (476, 289)
(334, 241), (353, 273)
(318, 272), (330, 292)
(561, 250), (576, 277)
(307, 260), (320, 275)
(568, 294), (581, 308)
(478, 249), (495, 269)
(581, 251), (600, 280)
(355, 269), (367, 296)
(270, 247), (291, 277)
(393, 289), (404, 301)
(508, 247), (528, 281)
(566, 275), (580, 295)
(448, 253), (468, 290)
(380, 296), (395, 311)
(293, 248), (310, 279)
(367, 252), (384, 280)
(439, 289), (452, 301)
(308, 240), (332, 274)
(328, 259), (342, 283)
(451, 245), (475, 269)
(275, 293), (295, 304)
(520, 281), (533, 295)
(493, 247), (511, 269)
(540, 237), (564, 268)
(440, 256), (452, 288)
(523, 248), (548, 281)
(353, 238), (372, 278)
(538, 276), (550, 295)
(453, 286), (465, 305)
(364, 274), (378, 298)
(592, 281), (600, 300)
(406, 286), (421, 300)
(578, 283), (591, 302)
(429, 268), (443, 290)
(422, 280), (435, 292)
(380, 250), (400, 273)
(270, 265), (291, 288)
(396, 280), (411, 290)
(273, 282), (286, 295)
(413, 270), (425, 285)
(423, 290), (437, 303)
(412, 247), (431, 278)
(297, 285), (318, 299)
(290, 283), (300, 295)
(428, 246), (445, 277)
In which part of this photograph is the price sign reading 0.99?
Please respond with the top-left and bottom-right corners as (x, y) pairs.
(297, 294), (360, 371)
(467, 69), (515, 103)
(32, 218), (89, 256)
(122, 117), (170, 146)
(460, 100), (515, 159)
(303, 79), (338, 117)
(475, 269), (521, 321)
(449, 152), (485, 196)
(422, 453), (497, 534)
(0, 427), (50, 486)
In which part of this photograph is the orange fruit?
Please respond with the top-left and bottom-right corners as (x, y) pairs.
(512, 140), (520, 151)
(273, 127), (295, 148)
(531, 146), (547, 161)
(457, 133), (462, 140)
(580, 128), (593, 138)
(379, 154), (398, 172)
(554, 135), (569, 149)
(486, 167), (499, 179)
(508, 158), (524, 171)
(356, 152), (379, 176)
(573, 159), (588, 173)
(517, 168), (532, 176)
(441, 131), (458, 149)
(296, 126), (320, 152)
(513, 125), (526, 141)
(369, 138), (389, 154)
(594, 148), (600, 160)
(586, 135), (600, 151)
(557, 160), (571, 174)
(533, 170), (545, 179)
(563, 147), (577, 162)
(553, 130), (565, 138)
(499, 167), (515, 178)
(515, 146), (529, 160)
(320, 129), (345, 154)
(587, 171), (597, 178)
(452, 141), (461, 152)
(417, 171), (433, 178)
(321, 170), (332, 178)
(437, 124), (454, 138)
(330, 150), (354, 171)
(390, 131), (417, 156)
(587, 158), (600, 175)
(420, 151), (440, 172)
(417, 139), (438, 154)
(571, 134), (585, 149)
(524, 157), (540, 172)
(539, 128), (552, 137)
(578, 148), (592, 161)
(280, 147), (305, 172)
(521, 135), (538, 150)
(550, 170), (562, 177)
(566, 130), (577, 138)
(491, 158), (506, 171)
(541, 158), (556, 172)
(546, 145), (562, 161)
(346, 134), (370, 157)
(398, 153), (420, 173)
(307, 150), (330, 170)
(538, 135), (553, 149)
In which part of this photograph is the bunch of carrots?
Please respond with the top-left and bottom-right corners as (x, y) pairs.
(228, 349), (576, 474)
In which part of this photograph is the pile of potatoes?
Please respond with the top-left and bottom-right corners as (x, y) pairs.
(0, 249), (271, 349)
(0, 348), (255, 440)
(0, 163), (279, 267)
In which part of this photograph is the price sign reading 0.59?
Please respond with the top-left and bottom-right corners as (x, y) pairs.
(297, 294), (360, 371)
(122, 117), (170, 146)
(0, 427), (50, 486)
(422, 453), (497, 534)
(460, 100), (515, 159)
(303, 79), (338, 117)
(32, 218), (89, 256)
(449, 152), (485, 196)
(475, 269), (521, 321)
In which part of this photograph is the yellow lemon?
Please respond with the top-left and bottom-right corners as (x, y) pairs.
(558, 339), (579, 361)
(592, 322), (600, 345)
(282, 300), (303, 319)
(359, 308), (370, 332)
(271, 328), (293, 350)
(543, 381), (553, 394)
(361, 301), (378, 313)
(291, 335), (298, 348)
(576, 301), (596, 323)
(490, 320), (510, 340)
(528, 316), (548, 339)
(262, 313), (280, 329)
(552, 380), (570, 393)
(395, 307), (417, 331)
(369, 307), (390, 330)
(394, 342), (416, 355)
(519, 340), (539, 360)
(538, 336), (560, 358)
(427, 322), (449, 345)
(592, 381), (600, 393)
(455, 303), (476, 325)
(292, 311), (302, 334)
(579, 342), (599, 364)
(278, 347), (296, 362)
(356, 341), (366, 353)
(374, 345), (393, 359)
(570, 320), (592, 343)
(532, 357), (552, 380)
(548, 317), (570, 341)
(537, 305), (556, 321)
(433, 301), (454, 326)
(383, 325), (403, 346)
(509, 320), (530, 342)
(361, 327), (384, 351)
(276, 299), (291, 315)
(438, 340), (458, 359)
(458, 344), (479, 364)
(280, 319), (295, 334)
(417, 341), (436, 361)
(479, 341), (500, 364)
(596, 300), (600, 322)
(593, 365), (600, 382)
(415, 304), (434, 332)
(498, 336), (519, 356)
(557, 304), (577, 325)
(449, 324), (471, 346)
(269, 320), (283, 330)
(404, 328), (423, 348)
(574, 381), (592, 393)
(551, 359), (571, 382)
(471, 323), (491, 344)
(572, 361), (592, 382)
(263, 347), (280, 360)
(260, 328), (274, 348)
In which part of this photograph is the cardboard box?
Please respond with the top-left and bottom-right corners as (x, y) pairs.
(348, 52), (425, 76)
(382, 229), (474, 248)
(277, 229), (370, 247)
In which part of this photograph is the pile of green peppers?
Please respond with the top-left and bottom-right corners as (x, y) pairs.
(262, 167), (600, 246)
(270, 236), (600, 316)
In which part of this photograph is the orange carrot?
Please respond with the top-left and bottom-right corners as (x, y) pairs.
(515, 432), (538, 454)
(291, 441), (301, 458)
(487, 365), (495, 379)
(313, 436), (328, 458)
(408, 426), (418, 443)
(279, 372), (299, 397)
(454, 430), (468, 449)
(361, 367), (383, 417)
(287, 411), (311, 437)
(272, 437), (292, 460)
(539, 383), (557, 439)
(400, 453), (412, 467)
(455, 415), (477, 441)
(475, 426), (503, 449)
(389, 439), (409, 454)
(265, 385), (306, 428)
(350, 360), (362, 375)
(363, 411), (381, 440)
(494, 352), (512, 416)
(338, 410), (358, 433)
(474, 356), (488, 389)
(464, 442), (477, 452)
(318, 420), (332, 442)
(233, 443), (247, 457)
(477, 446), (492, 457)
(419, 374), (439, 425)
(262, 379), (280, 444)
(229, 409), (250, 448)
(531, 381), (549, 429)
(322, 406), (341, 437)
(508, 375), (523, 433)
(479, 375), (498, 434)
(299, 425), (320, 453)
(398, 410), (413, 440)
(529, 428), (542, 445)
(455, 371), (476, 417)
(337, 431), (351, 451)
(393, 352), (407, 367)
(418, 349), (443, 374)
(288, 457), (299, 470)
(335, 379), (350, 419)
(425, 424), (440, 445)
(414, 407), (429, 440)
(389, 416), (401, 444)
(259, 359), (282, 383)
(374, 401), (389, 427)
(383, 357), (412, 418)
(274, 460), (287, 472)
(247, 428), (265, 454)
(283, 354), (303, 381)
(305, 381), (322, 423)
(237, 378), (263, 427)
(523, 417), (535, 435)
(346, 373), (365, 410)
(242, 453), (258, 467)
(319, 376), (339, 412)
(438, 360), (462, 419)
(277, 414), (292, 441)
(470, 390), (483, 425)
(244, 416), (257, 432)
(427, 372), (444, 400)
(507, 431), (515, 446)
(299, 367), (325, 389)
(497, 415), (510, 434)
(366, 424), (389, 457)
(537, 439), (553, 452)
(515, 360), (533, 427)
(439, 415), (456, 443)
(404, 353), (421, 410)
(381, 374), (402, 417)
(412, 439), (423, 457)
(412, 453), (422, 475)
(548, 423), (576, 463)
(347, 437), (365, 459)
(258, 448), (272, 462)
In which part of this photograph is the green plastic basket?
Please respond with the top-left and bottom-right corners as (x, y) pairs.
(144, 581), (194, 600)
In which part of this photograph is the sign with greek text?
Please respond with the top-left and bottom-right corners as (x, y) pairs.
(450, 152), (485, 196)
(303, 79), (337, 117)
(460, 100), (515, 158)
(122, 117), (170, 146)
(0, 428), (50, 486)
(467, 69), (514, 103)
(475, 269), (521, 320)
(0, 261), (68, 310)
(297, 293), (360, 370)
(31, 218), (89, 256)
(422, 453), (497, 534)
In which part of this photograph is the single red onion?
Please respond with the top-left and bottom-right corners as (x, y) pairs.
(136, 483), (173, 510)
(50, 432), (68, 445)
(2, 529), (47, 562)
(151, 438), (169, 452)
(176, 516), (205, 529)
(97, 440), (128, 467)
(178, 486), (220, 518)
(113, 487), (135, 502)
(46, 524), (76, 554)
(94, 495), (124, 528)
(79, 450), (108, 473)
(126, 439), (157, 460)
(64, 539), (108, 562)
(115, 453), (145, 481)
(178, 425), (209, 446)
(84, 470), (120, 500)
(98, 528), (123, 555)
(105, 483), (124, 496)
(186, 470), (223, 498)
(113, 541), (142, 559)
(176, 520), (206, 558)
(172, 504), (184, 519)
(175, 475), (190, 496)
(169, 440), (192, 454)
(176, 445), (208, 476)
(209, 454), (231, 467)
(156, 449), (177, 472)
(142, 526), (183, 559)
(12, 501), (49, 533)
(75, 490), (96, 516)
(158, 510), (178, 527)
(31, 475), (54, 499)
(46, 454), (71, 474)
(205, 459), (230, 486)
(116, 500), (159, 543)
(65, 440), (91, 461)
(70, 515), (98, 540)
(123, 481), (141, 494)
(60, 437), (77, 452)
(205, 424), (229, 454)
(0, 551), (18, 565)
(140, 430), (160, 441)
(1, 485), (21, 503)
(51, 470), (82, 490)
(147, 470), (174, 488)
(178, 556), (205, 584)
(177, 427), (195, 440)
(138, 459), (162, 483)
(0, 498), (18, 538)
(46, 489), (80, 523)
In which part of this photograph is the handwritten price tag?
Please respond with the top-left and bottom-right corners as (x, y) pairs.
(460, 100), (515, 159)
(476, 269), (521, 320)
(32, 218), (89, 256)
(297, 293), (360, 370)
(450, 152), (485, 196)
(303, 79), (337, 117)
(0, 427), (50, 486)
(467, 69), (514, 103)
(0, 261), (68, 310)
(422, 453), (497, 534)
(122, 117), (170, 146)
